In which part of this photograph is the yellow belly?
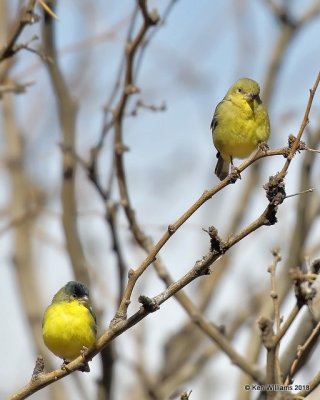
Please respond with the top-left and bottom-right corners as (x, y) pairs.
(42, 301), (96, 361)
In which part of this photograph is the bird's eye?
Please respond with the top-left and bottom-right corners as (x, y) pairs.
(237, 88), (243, 93)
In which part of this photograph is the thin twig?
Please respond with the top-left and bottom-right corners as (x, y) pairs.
(37, 0), (58, 20)
(269, 249), (282, 332)
(284, 321), (320, 385)
(95, 6), (139, 151)
(0, 0), (39, 62)
(0, 80), (34, 96)
(111, 0), (159, 320)
(285, 188), (315, 199)
(279, 72), (320, 176)
(273, 304), (301, 346)
(267, 249), (282, 384)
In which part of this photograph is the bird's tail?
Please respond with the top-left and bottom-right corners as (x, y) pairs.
(215, 154), (229, 180)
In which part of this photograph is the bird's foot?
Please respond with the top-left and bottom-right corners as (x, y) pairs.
(258, 141), (269, 154)
(229, 165), (241, 182)
(61, 360), (71, 372)
(81, 346), (89, 358)
(78, 346), (90, 372)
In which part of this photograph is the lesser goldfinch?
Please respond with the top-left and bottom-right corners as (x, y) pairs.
(42, 281), (97, 371)
(211, 78), (270, 180)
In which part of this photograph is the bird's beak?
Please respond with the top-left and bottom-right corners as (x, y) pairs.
(245, 92), (256, 112)
(79, 295), (89, 305)
(245, 92), (254, 101)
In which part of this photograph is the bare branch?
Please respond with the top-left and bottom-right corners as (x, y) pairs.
(0, 80), (34, 96)
(0, 0), (39, 63)
(42, 3), (90, 284)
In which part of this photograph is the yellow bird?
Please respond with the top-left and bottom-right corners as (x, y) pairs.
(42, 281), (97, 371)
(211, 78), (270, 180)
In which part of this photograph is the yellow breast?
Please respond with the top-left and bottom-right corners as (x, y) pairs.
(212, 97), (270, 161)
(42, 301), (96, 361)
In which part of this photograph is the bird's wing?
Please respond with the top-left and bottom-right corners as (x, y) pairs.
(210, 100), (225, 131)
